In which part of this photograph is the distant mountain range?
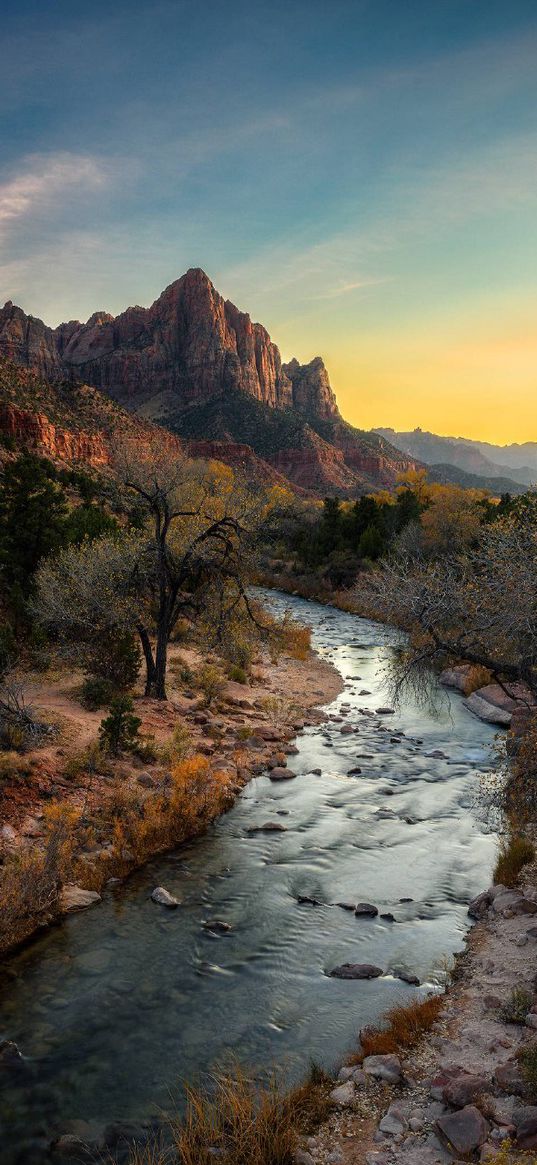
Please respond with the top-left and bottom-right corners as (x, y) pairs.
(375, 427), (535, 495)
(0, 269), (416, 496)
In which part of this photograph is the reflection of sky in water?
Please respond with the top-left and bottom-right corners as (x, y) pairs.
(0, 591), (499, 1163)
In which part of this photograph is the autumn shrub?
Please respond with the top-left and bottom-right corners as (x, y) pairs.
(355, 994), (443, 1060)
(196, 664), (226, 707)
(159, 722), (193, 765)
(488, 1141), (537, 1164)
(0, 750), (33, 782)
(501, 987), (533, 1025)
(0, 802), (80, 955)
(504, 719), (537, 824)
(270, 613), (312, 662)
(63, 739), (112, 780)
(134, 734), (159, 763)
(494, 834), (535, 888)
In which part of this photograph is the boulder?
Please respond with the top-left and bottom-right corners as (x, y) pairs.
(442, 1070), (490, 1109)
(297, 895), (324, 906)
(60, 884), (102, 913)
(354, 903), (379, 917)
(0, 1040), (24, 1069)
(513, 1106), (537, 1149)
(151, 887), (180, 908)
(363, 1055), (402, 1084)
(393, 969), (420, 986)
(247, 821), (287, 833)
(268, 767), (297, 781)
(330, 1081), (356, 1107)
(202, 919), (232, 933)
(494, 1059), (526, 1095)
(329, 963), (383, 980)
(379, 1103), (407, 1135)
(468, 890), (492, 919)
(436, 1106), (489, 1156)
(439, 664), (473, 691)
(463, 691), (512, 726)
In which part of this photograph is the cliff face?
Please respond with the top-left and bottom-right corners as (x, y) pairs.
(283, 356), (339, 420)
(0, 402), (109, 467)
(0, 302), (64, 382)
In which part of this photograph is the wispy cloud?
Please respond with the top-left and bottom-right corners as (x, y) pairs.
(0, 152), (112, 240)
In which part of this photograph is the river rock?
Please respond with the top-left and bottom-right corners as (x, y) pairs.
(463, 691), (512, 726)
(336, 902), (356, 911)
(202, 919), (232, 933)
(393, 969), (420, 986)
(268, 767), (297, 781)
(468, 890), (492, 919)
(513, 1105), (537, 1149)
(330, 1081), (356, 1106)
(247, 821), (287, 832)
(60, 884), (102, 913)
(436, 1105), (489, 1155)
(347, 766), (362, 774)
(442, 1070), (489, 1109)
(151, 887), (180, 908)
(0, 1039), (24, 1068)
(376, 707), (395, 715)
(494, 1059), (526, 1094)
(329, 963), (383, 980)
(363, 1055), (402, 1083)
(355, 903), (378, 917)
(297, 895), (324, 906)
(379, 1103), (407, 1135)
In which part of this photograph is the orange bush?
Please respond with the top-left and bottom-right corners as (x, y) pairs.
(354, 994), (444, 1060)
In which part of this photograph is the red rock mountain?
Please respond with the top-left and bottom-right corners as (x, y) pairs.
(0, 269), (416, 494)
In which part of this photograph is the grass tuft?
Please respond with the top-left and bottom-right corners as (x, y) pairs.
(353, 994), (444, 1060)
(494, 834), (535, 888)
(500, 987), (533, 1025)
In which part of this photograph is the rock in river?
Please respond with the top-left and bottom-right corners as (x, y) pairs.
(60, 884), (102, 913)
(247, 821), (287, 833)
(269, 767), (297, 781)
(151, 887), (180, 908)
(329, 963), (383, 979)
(354, 903), (379, 917)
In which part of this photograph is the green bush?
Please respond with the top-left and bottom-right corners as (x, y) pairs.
(99, 697), (142, 756)
(228, 665), (248, 684)
(196, 664), (225, 707)
(85, 631), (141, 691)
(519, 1043), (537, 1100)
(80, 676), (116, 711)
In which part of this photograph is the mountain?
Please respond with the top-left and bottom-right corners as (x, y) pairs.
(0, 269), (416, 496)
(426, 462), (527, 496)
(375, 427), (535, 486)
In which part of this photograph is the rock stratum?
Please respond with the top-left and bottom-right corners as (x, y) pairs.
(0, 268), (416, 494)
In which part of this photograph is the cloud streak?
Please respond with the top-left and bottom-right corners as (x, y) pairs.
(0, 152), (112, 240)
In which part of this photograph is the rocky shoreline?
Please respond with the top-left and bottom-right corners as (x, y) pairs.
(296, 870), (537, 1165)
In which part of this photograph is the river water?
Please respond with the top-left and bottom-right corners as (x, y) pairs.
(0, 592), (499, 1163)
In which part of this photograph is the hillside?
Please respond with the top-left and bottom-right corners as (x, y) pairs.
(426, 461), (526, 495)
(0, 270), (416, 496)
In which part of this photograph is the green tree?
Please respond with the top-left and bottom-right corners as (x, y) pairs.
(99, 696), (142, 756)
(0, 454), (67, 606)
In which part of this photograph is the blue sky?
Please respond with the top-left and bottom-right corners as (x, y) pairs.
(1, 0), (537, 438)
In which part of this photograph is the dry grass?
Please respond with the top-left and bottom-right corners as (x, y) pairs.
(128, 1064), (332, 1165)
(0, 803), (80, 955)
(487, 1143), (537, 1164)
(494, 834), (535, 888)
(353, 994), (444, 1060)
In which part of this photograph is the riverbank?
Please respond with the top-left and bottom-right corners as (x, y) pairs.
(296, 854), (537, 1165)
(0, 638), (343, 960)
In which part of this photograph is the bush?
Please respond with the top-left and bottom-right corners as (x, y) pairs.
(519, 1043), (537, 1101)
(196, 664), (226, 708)
(63, 740), (112, 780)
(134, 735), (158, 763)
(501, 987), (533, 1025)
(85, 631), (141, 691)
(494, 834), (535, 888)
(228, 665), (248, 684)
(80, 676), (116, 711)
(99, 697), (142, 756)
(159, 722), (193, 765)
(463, 664), (492, 695)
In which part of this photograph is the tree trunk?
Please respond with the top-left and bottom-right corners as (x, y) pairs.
(137, 625), (157, 696)
(154, 619), (168, 700)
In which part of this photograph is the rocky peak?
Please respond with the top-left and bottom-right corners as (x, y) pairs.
(283, 356), (340, 420)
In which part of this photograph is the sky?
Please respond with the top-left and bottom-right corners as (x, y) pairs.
(1, 0), (537, 443)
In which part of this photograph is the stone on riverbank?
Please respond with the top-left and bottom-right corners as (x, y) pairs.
(435, 1105), (489, 1155)
(60, 884), (102, 913)
(363, 1054), (402, 1083)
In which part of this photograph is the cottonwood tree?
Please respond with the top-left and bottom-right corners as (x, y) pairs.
(36, 439), (273, 699)
(356, 505), (537, 700)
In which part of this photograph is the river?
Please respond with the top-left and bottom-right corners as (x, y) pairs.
(0, 591), (499, 1163)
